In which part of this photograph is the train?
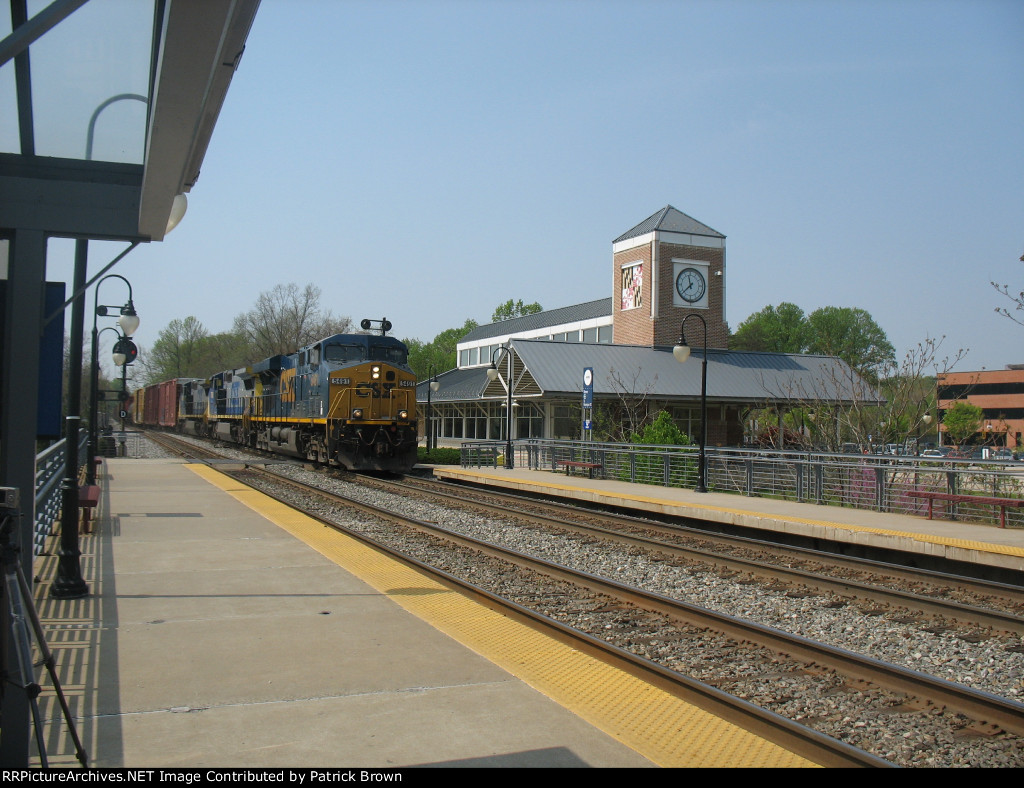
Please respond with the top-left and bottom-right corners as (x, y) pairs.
(133, 320), (419, 473)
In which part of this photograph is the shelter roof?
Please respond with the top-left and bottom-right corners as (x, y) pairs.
(613, 205), (725, 244)
(0, 1), (260, 241)
(424, 340), (883, 406)
(460, 298), (612, 344)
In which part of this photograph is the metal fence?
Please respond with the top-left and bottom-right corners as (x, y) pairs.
(33, 436), (89, 556)
(31, 432), (145, 557)
(460, 439), (1024, 529)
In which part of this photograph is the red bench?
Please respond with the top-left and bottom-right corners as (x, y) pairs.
(78, 484), (100, 533)
(907, 490), (1024, 529)
(558, 460), (603, 479)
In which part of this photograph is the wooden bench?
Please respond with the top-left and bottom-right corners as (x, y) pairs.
(78, 484), (99, 533)
(558, 460), (603, 479)
(907, 490), (1024, 529)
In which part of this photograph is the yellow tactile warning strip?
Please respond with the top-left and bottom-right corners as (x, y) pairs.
(444, 469), (1024, 560)
(186, 463), (816, 768)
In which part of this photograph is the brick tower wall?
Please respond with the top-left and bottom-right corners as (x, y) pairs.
(613, 239), (729, 349)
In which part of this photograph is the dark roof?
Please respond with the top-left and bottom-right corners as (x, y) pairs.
(416, 367), (488, 401)
(460, 298), (613, 343)
(422, 340), (883, 406)
(614, 205), (725, 244)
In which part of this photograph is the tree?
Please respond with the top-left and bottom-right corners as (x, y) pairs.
(491, 299), (542, 322)
(631, 410), (690, 446)
(943, 400), (983, 446)
(232, 283), (351, 359)
(992, 255), (1024, 328)
(806, 306), (895, 379)
(750, 335), (964, 452)
(593, 366), (659, 443)
(731, 302), (894, 379)
(731, 302), (809, 353)
(405, 318), (479, 379)
(137, 316), (209, 384)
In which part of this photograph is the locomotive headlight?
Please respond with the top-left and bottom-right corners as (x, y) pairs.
(351, 408), (363, 419)
(398, 410), (409, 420)
(371, 366), (381, 379)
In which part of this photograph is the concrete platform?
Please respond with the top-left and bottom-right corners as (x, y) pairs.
(28, 458), (818, 769)
(434, 465), (1024, 576)
(30, 459), (658, 768)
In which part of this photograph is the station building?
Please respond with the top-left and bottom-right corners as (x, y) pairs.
(937, 366), (1024, 450)
(419, 206), (881, 447)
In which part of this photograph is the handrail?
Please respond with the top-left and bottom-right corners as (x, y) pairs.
(460, 439), (1024, 528)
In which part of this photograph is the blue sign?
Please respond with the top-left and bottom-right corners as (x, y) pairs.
(582, 367), (593, 407)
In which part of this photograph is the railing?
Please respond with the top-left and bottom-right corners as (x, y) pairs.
(460, 439), (1024, 529)
(33, 436), (88, 555)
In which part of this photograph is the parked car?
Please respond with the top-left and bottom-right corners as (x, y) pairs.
(920, 449), (945, 458)
(991, 449), (1017, 461)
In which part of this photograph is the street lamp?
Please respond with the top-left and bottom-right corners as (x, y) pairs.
(426, 367), (440, 453)
(916, 413), (933, 454)
(87, 275), (139, 485)
(673, 315), (708, 493)
(486, 345), (515, 469)
(52, 95), (150, 601)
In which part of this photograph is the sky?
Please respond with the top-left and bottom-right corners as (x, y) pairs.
(42, 0), (1024, 375)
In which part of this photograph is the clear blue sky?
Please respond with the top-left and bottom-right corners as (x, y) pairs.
(47, 0), (1024, 374)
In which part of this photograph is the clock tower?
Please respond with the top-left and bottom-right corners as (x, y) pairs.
(612, 206), (729, 348)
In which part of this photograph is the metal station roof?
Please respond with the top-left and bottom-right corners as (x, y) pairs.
(460, 297), (613, 343)
(421, 339), (883, 406)
(613, 205), (725, 244)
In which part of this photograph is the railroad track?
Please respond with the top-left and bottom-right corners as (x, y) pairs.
(229, 463), (1023, 767)
(359, 473), (1024, 633)
(138, 432), (1024, 766)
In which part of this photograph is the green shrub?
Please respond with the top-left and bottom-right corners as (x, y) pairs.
(417, 447), (461, 465)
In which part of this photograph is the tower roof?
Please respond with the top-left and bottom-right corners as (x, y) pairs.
(613, 205), (725, 244)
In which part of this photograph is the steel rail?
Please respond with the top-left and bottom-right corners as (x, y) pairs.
(357, 475), (1024, 634)
(240, 467), (1024, 742)
(222, 465), (894, 768)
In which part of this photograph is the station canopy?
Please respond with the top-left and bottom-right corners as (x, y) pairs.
(0, 0), (260, 242)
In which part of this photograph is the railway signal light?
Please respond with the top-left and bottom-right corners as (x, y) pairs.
(112, 337), (138, 366)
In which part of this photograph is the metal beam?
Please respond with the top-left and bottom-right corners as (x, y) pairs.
(0, 155), (145, 241)
(0, 0), (90, 68)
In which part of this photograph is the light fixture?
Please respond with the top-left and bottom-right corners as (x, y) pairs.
(672, 343), (691, 363)
(165, 194), (188, 235)
(117, 304), (140, 336)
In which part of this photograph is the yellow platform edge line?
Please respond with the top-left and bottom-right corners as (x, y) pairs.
(185, 464), (816, 769)
(442, 469), (1024, 559)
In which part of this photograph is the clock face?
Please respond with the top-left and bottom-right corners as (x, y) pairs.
(675, 267), (706, 303)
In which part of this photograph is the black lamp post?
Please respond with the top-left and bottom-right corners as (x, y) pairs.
(915, 413), (932, 455)
(426, 367), (440, 453)
(673, 315), (708, 493)
(87, 276), (139, 485)
(486, 345), (515, 469)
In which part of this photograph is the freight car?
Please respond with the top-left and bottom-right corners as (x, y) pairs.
(134, 320), (418, 473)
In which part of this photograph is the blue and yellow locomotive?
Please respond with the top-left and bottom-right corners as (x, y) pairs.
(138, 320), (418, 473)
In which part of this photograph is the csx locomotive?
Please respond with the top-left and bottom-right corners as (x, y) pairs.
(134, 319), (418, 473)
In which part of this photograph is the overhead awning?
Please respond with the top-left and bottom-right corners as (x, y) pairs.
(0, 0), (261, 242)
